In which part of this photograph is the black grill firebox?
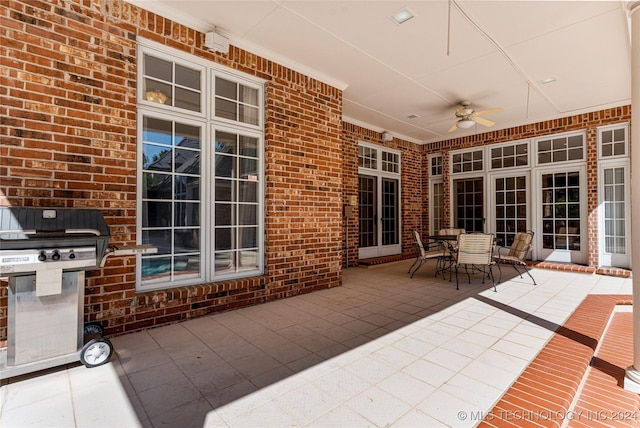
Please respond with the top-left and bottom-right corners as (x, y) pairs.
(0, 207), (115, 378)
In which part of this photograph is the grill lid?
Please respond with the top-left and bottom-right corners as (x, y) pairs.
(0, 207), (111, 256)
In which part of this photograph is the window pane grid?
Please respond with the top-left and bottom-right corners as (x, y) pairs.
(214, 131), (260, 275)
(452, 149), (483, 174)
(490, 143), (529, 170)
(494, 176), (527, 247)
(541, 172), (581, 251)
(600, 127), (627, 158)
(382, 151), (399, 173)
(603, 167), (626, 254)
(537, 134), (584, 164)
(141, 116), (202, 284)
(381, 178), (399, 245)
(143, 54), (202, 113)
(358, 145), (377, 169)
(432, 182), (444, 232)
(454, 178), (484, 232)
(358, 175), (377, 247)
(215, 77), (260, 126)
(430, 155), (443, 176)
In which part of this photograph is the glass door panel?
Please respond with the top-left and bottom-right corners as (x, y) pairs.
(382, 178), (399, 246)
(600, 165), (630, 268)
(537, 168), (586, 263)
(453, 178), (484, 232)
(358, 175), (377, 249)
(430, 180), (444, 234)
(493, 175), (528, 247)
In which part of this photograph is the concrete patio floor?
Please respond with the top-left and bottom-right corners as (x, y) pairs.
(0, 260), (634, 427)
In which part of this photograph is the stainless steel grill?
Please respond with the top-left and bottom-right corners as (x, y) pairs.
(0, 207), (114, 378)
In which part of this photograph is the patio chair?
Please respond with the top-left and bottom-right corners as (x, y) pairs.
(494, 231), (536, 285)
(452, 233), (496, 291)
(438, 228), (465, 236)
(438, 228), (465, 251)
(408, 230), (447, 278)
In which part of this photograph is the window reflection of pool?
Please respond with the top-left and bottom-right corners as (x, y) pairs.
(142, 256), (200, 280)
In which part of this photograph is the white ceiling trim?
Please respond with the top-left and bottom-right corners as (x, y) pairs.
(125, 0), (349, 91)
(343, 116), (423, 145)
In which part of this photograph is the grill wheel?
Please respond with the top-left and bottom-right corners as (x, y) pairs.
(80, 338), (114, 368)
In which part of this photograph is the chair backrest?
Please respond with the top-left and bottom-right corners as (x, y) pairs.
(439, 228), (465, 249)
(508, 231), (534, 260)
(438, 228), (465, 237)
(412, 230), (426, 257)
(456, 233), (494, 265)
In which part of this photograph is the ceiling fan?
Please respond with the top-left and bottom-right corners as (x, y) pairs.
(448, 101), (503, 132)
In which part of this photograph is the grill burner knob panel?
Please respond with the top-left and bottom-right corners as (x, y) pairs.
(0, 247), (98, 275)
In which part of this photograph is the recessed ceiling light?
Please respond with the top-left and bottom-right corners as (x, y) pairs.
(540, 76), (558, 84)
(390, 7), (415, 25)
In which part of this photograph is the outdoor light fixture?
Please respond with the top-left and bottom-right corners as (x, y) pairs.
(456, 119), (475, 129)
(145, 89), (168, 104)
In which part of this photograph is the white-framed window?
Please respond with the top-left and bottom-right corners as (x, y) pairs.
(535, 131), (585, 165)
(137, 40), (265, 291)
(140, 48), (205, 116)
(358, 145), (378, 170)
(490, 141), (530, 170)
(451, 149), (483, 174)
(382, 151), (399, 173)
(598, 123), (629, 160)
(430, 154), (443, 177)
(428, 154), (443, 234)
(430, 180), (444, 234)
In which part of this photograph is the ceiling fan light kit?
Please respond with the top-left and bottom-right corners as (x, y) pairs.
(456, 119), (476, 129)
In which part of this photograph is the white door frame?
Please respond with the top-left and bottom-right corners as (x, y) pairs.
(357, 143), (402, 259)
(533, 164), (588, 264)
(598, 158), (631, 268)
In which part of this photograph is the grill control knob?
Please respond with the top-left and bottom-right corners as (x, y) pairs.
(69, 252), (76, 259)
(51, 250), (61, 261)
(38, 251), (47, 262)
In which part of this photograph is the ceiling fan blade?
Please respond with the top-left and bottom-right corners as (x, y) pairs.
(474, 116), (495, 127)
(448, 122), (458, 132)
(474, 107), (503, 116)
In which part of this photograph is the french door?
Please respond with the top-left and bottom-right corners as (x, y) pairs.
(358, 174), (401, 258)
(535, 166), (587, 264)
(488, 172), (530, 247)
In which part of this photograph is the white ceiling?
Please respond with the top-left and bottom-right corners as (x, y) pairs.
(128, 1), (634, 144)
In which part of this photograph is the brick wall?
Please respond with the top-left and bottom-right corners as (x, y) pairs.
(422, 107), (631, 267)
(0, 0), (343, 340)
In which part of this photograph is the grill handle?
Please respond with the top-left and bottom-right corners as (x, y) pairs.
(0, 228), (101, 236)
(0, 230), (36, 235)
(65, 229), (101, 236)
